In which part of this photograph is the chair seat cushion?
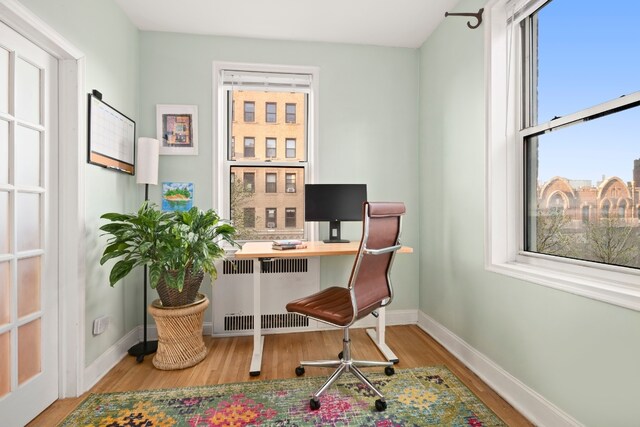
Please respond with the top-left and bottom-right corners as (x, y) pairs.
(286, 286), (353, 326)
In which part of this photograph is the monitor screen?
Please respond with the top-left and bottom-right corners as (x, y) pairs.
(304, 184), (367, 222)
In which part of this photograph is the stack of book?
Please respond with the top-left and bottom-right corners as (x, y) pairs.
(272, 239), (307, 250)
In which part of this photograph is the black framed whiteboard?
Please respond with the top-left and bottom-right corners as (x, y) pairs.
(87, 93), (136, 175)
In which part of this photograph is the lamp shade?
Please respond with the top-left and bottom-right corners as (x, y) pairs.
(136, 137), (159, 185)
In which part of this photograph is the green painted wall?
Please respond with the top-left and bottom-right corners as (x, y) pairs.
(419, 0), (640, 424)
(18, 0), (140, 366)
(137, 32), (421, 312)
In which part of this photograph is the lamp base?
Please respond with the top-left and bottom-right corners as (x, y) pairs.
(128, 340), (158, 363)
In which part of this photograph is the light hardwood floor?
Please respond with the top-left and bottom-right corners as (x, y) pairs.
(29, 325), (533, 426)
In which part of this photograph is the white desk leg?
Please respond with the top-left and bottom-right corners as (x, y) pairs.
(250, 259), (264, 376)
(366, 307), (399, 364)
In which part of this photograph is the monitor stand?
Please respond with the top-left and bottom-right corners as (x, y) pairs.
(323, 220), (350, 243)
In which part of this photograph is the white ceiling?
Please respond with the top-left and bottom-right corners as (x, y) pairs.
(114, 0), (461, 49)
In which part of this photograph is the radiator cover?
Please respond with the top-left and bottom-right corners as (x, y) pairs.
(212, 257), (320, 335)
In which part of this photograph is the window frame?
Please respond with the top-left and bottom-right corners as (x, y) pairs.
(485, 0), (640, 311)
(265, 102), (277, 123)
(285, 138), (296, 158)
(265, 137), (277, 158)
(213, 61), (320, 242)
(244, 101), (255, 122)
(265, 172), (277, 193)
(286, 103), (296, 123)
(285, 208), (297, 228)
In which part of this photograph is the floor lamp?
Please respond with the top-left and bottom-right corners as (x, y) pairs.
(128, 137), (160, 362)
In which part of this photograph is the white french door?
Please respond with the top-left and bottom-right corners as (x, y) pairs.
(0, 20), (59, 427)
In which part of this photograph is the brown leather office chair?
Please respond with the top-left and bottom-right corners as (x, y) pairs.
(286, 201), (405, 411)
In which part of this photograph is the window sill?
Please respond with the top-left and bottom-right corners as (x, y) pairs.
(486, 256), (640, 311)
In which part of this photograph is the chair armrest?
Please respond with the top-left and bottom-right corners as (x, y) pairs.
(363, 244), (402, 256)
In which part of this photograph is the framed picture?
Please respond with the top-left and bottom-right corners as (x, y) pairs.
(162, 182), (194, 212)
(156, 104), (198, 155)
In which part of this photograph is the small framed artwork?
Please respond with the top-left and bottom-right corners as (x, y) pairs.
(156, 104), (198, 155)
(162, 182), (194, 212)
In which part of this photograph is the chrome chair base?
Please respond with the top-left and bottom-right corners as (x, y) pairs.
(295, 328), (395, 411)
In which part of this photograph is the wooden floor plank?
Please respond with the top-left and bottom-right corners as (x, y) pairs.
(28, 325), (533, 426)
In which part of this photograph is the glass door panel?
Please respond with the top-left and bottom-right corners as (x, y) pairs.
(0, 262), (9, 325)
(0, 332), (10, 397)
(15, 57), (41, 125)
(17, 257), (40, 318)
(17, 319), (41, 384)
(0, 119), (8, 184)
(0, 47), (8, 113)
(0, 191), (8, 254)
(16, 193), (41, 252)
(15, 125), (41, 187)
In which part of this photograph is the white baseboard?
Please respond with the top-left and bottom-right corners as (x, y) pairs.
(417, 311), (582, 427)
(83, 328), (139, 393)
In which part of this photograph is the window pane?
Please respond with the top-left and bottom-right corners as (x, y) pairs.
(265, 138), (276, 158)
(285, 173), (296, 193)
(525, 106), (640, 268)
(230, 166), (304, 240)
(265, 173), (277, 193)
(286, 139), (296, 158)
(243, 101), (255, 122)
(244, 137), (255, 158)
(286, 103), (296, 124)
(229, 90), (306, 162)
(534, 1), (640, 124)
(266, 102), (276, 123)
(265, 208), (277, 229)
(285, 208), (296, 228)
(243, 208), (255, 228)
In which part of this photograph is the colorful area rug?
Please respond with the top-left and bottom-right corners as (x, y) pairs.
(60, 366), (506, 426)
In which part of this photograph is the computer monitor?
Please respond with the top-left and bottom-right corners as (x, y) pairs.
(305, 184), (367, 243)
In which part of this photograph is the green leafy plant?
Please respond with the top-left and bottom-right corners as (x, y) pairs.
(99, 202), (237, 305)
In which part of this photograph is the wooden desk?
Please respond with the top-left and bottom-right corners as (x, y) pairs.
(234, 240), (413, 376)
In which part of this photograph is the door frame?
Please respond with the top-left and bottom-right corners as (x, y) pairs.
(0, 0), (85, 398)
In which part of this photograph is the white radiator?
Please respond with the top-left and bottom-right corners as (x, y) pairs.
(212, 257), (320, 336)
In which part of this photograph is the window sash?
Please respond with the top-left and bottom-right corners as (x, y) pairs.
(485, 0), (640, 310)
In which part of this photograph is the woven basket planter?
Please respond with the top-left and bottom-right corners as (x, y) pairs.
(156, 268), (204, 307)
(149, 294), (209, 370)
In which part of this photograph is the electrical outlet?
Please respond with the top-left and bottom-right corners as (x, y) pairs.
(92, 315), (110, 336)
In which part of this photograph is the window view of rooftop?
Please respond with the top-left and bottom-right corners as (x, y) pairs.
(524, 0), (640, 269)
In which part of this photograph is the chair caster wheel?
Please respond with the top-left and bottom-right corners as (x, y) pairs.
(375, 399), (387, 411)
(136, 354), (144, 363)
(310, 398), (321, 410)
(338, 351), (343, 359)
(295, 366), (305, 376)
(384, 366), (395, 376)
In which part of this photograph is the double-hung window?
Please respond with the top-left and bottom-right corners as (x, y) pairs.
(487, 0), (640, 309)
(214, 63), (318, 241)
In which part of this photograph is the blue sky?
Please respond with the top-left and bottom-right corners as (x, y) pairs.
(536, 0), (640, 183)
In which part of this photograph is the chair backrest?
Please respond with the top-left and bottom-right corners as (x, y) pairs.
(347, 202), (405, 322)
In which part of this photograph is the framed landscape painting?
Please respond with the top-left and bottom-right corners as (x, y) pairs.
(162, 182), (194, 212)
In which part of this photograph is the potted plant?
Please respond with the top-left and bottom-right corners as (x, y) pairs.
(99, 201), (237, 369)
(99, 201), (237, 307)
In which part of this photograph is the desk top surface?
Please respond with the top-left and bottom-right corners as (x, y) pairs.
(234, 240), (413, 259)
